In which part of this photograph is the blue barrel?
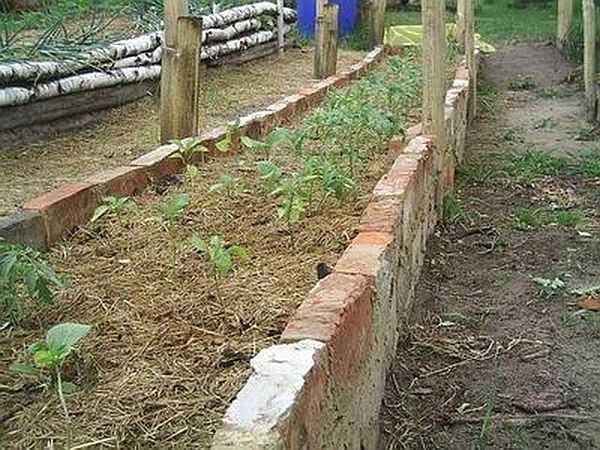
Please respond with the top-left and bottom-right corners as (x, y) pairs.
(297, 0), (359, 38)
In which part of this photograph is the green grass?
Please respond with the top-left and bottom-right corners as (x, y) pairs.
(475, 0), (556, 45)
(576, 147), (600, 178)
(507, 151), (565, 182)
(443, 193), (480, 225)
(512, 207), (585, 230)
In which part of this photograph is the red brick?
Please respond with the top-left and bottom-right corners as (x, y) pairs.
(281, 273), (373, 382)
(388, 135), (406, 156)
(298, 85), (326, 108)
(281, 94), (308, 116)
(338, 68), (358, 81)
(238, 110), (275, 139)
(86, 166), (149, 198)
(24, 183), (98, 244)
(335, 231), (394, 278)
(349, 61), (368, 78)
(359, 196), (404, 233)
(130, 143), (182, 177)
(267, 98), (297, 124)
(324, 74), (350, 89)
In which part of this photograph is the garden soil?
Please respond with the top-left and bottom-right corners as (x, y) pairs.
(379, 43), (600, 449)
(0, 48), (363, 216)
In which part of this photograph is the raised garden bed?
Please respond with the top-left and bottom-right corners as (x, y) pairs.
(0, 48), (364, 217)
(0, 47), (433, 448)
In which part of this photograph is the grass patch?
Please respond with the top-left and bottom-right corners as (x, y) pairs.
(443, 194), (480, 225)
(575, 147), (600, 178)
(456, 164), (495, 187)
(506, 151), (565, 182)
(508, 76), (537, 91)
(475, 0), (556, 44)
(477, 79), (500, 115)
(512, 207), (585, 231)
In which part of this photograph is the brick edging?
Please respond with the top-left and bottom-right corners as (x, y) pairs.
(0, 47), (385, 249)
(211, 54), (476, 449)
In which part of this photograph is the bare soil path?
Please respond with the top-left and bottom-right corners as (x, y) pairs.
(379, 43), (600, 449)
(0, 48), (363, 217)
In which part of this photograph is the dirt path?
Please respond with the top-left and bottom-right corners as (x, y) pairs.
(379, 44), (600, 449)
(0, 48), (363, 217)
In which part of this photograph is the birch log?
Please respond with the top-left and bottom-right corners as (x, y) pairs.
(0, 32), (162, 84)
(0, 66), (161, 107)
(202, 2), (295, 28)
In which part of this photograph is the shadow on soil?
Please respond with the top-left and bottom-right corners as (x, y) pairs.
(379, 43), (600, 450)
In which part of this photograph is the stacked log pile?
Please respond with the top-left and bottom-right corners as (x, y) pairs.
(0, 2), (296, 108)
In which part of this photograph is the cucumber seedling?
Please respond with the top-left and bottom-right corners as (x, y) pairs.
(0, 242), (64, 324)
(11, 322), (91, 419)
(170, 137), (209, 165)
(190, 235), (249, 297)
(256, 160), (283, 192)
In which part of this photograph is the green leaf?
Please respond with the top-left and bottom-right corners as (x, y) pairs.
(190, 235), (208, 253)
(33, 348), (59, 369)
(240, 136), (263, 150)
(265, 128), (291, 147)
(10, 362), (37, 375)
(159, 193), (190, 220)
(228, 245), (249, 262)
(46, 322), (91, 353)
(216, 137), (231, 153)
(59, 381), (78, 395)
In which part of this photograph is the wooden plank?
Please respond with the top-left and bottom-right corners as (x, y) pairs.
(314, 3), (339, 79)
(583, 0), (596, 122)
(557, 0), (573, 50)
(0, 81), (156, 132)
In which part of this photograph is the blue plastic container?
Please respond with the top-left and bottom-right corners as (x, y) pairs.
(297, 0), (359, 38)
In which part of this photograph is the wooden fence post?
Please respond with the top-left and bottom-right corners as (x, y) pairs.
(314, 3), (339, 79)
(368, 0), (387, 49)
(557, 0), (573, 50)
(456, 0), (466, 47)
(277, 0), (285, 54)
(160, 0), (202, 143)
(464, 0), (476, 120)
(422, 0), (447, 207)
(583, 0), (596, 122)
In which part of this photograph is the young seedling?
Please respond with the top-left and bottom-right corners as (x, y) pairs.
(157, 193), (190, 268)
(216, 120), (241, 154)
(240, 128), (289, 160)
(256, 160), (283, 192)
(209, 174), (244, 197)
(270, 173), (318, 243)
(190, 235), (249, 297)
(158, 193), (190, 223)
(91, 196), (136, 223)
(320, 161), (355, 202)
(0, 242), (64, 324)
(170, 137), (209, 165)
(11, 322), (91, 419)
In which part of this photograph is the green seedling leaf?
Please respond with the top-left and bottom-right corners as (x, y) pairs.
(216, 136), (232, 153)
(91, 196), (136, 223)
(59, 381), (78, 394)
(9, 362), (37, 375)
(47, 322), (91, 353)
(159, 193), (190, 221)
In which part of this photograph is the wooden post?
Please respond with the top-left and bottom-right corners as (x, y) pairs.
(160, 0), (202, 143)
(464, 0), (476, 120)
(277, 0), (285, 54)
(422, 0), (447, 208)
(456, 0), (466, 47)
(368, 0), (387, 49)
(557, 0), (573, 50)
(422, 0), (446, 142)
(583, 0), (596, 122)
(314, 3), (338, 79)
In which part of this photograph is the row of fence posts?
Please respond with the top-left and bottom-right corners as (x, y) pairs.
(158, 0), (387, 144)
(557, 0), (596, 122)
